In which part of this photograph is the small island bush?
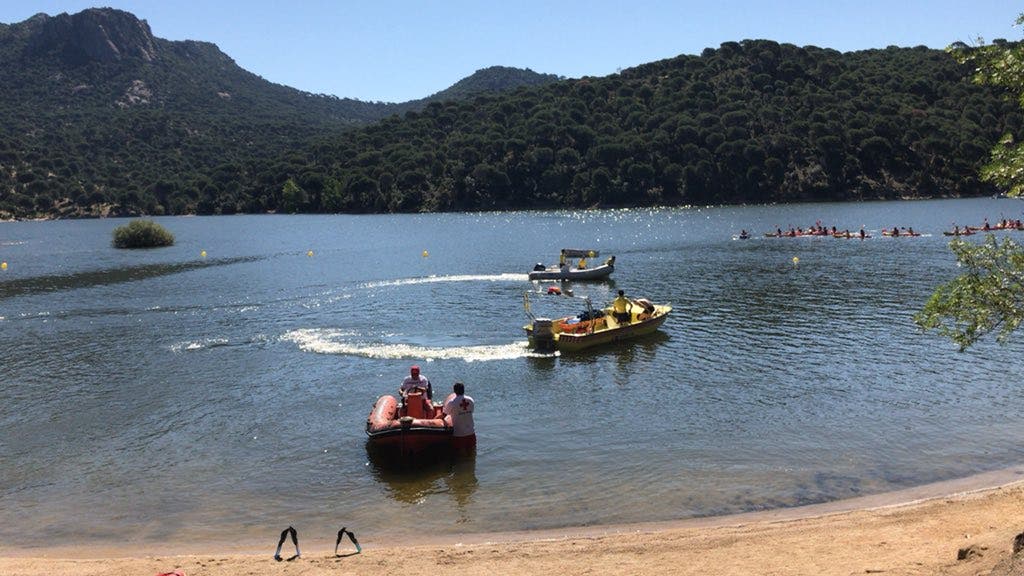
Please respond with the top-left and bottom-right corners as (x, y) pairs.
(112, 219), (175, 249)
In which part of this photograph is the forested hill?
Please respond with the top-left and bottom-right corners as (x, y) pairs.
(267, 41), (1022, 214)
(415, 66), (564, 104)
(0, 10), (1020, 218)
(0, 8), (559, 218)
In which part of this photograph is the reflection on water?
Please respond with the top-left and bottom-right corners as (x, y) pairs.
(368, 445), (478, 519)
(0, 255), (262, 300)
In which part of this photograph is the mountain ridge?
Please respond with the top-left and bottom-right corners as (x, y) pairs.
(0, 8), (560, 115)
(0, 8), (1020, 218)
(0, 8), (564, 218)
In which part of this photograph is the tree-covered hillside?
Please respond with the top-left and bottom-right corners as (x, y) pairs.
(416, 66), (564, 104)
(0, 9), (1021, 218)
(267, 40), (1021, 214)
(0, 8), (559, 218)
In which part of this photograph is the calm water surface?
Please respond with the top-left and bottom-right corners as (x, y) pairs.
(1, 198), (1023, 550)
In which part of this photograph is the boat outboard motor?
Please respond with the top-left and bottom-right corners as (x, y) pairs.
(531, 318), (556, 352)
(533, 262), (546, 271)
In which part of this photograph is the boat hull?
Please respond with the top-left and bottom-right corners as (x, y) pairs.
(528, 263), (614, 281)
(525, 304), (671, 352)
(365, 394), (452, 455)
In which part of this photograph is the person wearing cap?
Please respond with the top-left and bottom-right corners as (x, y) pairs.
(443, 382), (475, 454)
(399, 365), (432, 401)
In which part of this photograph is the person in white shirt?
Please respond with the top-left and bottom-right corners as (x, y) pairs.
(443, 382), (476, 454)
(399, 365), (432, 401)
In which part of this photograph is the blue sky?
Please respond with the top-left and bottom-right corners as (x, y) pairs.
(1, 1), (1019, 103)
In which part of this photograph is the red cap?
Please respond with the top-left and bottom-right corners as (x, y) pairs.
(411, 365), (420, 373)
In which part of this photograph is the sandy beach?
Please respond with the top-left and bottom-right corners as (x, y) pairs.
(3, 468), (1023, 576)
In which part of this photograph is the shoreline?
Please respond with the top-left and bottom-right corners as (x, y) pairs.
(3, 466), (1023, 575)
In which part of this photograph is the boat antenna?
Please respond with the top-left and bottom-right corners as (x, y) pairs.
(585, 297), (595, 335)
(523, 291), (536, 321)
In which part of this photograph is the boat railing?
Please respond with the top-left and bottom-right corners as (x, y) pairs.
(523, 291), (535, 321)
(525, 290), (601, 335)
(584, 297), (595, 335)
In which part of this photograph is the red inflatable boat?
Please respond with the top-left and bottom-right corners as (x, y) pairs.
(365, 391), (452, 454)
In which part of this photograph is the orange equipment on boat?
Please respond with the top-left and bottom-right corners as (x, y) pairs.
(365, 392), (452, 455)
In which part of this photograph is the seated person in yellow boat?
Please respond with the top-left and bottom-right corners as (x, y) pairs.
(612, 290), (632, 324)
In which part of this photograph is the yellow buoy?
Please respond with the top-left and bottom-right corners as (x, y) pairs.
(200, 250), (207, 258)
(1, 261), (6, 271)
(422, 250), (429, 258)
(792, 256), (799, 265)
(307, 250), (314, 257)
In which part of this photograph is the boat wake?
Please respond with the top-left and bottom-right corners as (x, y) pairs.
(361, 273), (529, 289)
(170, 338), (230, 352)
(281, 328), (539, 361)
(169, 333), (273, 353)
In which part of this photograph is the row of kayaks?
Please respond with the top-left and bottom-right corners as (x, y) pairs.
(943, 222), (1024, 235)
(757, 229), (874, 238)
(745, 221), (1024, 239)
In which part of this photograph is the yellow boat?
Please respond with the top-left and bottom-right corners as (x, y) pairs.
(523, 294), (671, 353)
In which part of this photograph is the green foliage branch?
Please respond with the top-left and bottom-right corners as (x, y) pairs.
(918, 14), (1024, 349)
(949, 14), (1024, 196)
(915, 236), (1024, 350)
(112, 219), (175, 248)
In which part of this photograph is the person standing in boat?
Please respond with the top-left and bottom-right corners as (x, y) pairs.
(399, 365), (432, 401)
(443, 382), (476, 454)
(612, 290), (632, 324)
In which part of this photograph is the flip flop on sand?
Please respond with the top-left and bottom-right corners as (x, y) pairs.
(273, 526), (300, 561)
(335, 527), (362, 555)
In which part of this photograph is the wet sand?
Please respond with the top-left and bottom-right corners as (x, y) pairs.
(2, 467), (1023, 576)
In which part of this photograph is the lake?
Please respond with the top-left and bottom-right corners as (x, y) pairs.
(1, 197), (1023, 551)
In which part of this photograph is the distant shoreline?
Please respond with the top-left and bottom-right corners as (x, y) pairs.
(0, 194), (1015, 224)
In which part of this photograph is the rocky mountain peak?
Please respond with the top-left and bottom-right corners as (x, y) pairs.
(24, 7), (159, 65)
